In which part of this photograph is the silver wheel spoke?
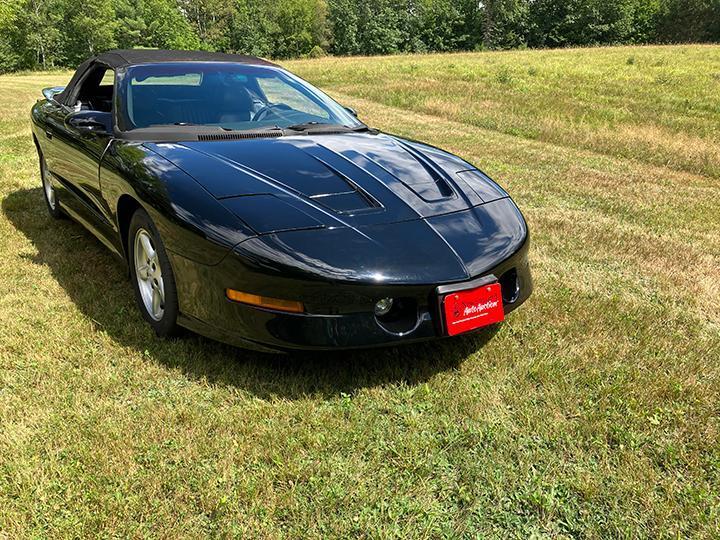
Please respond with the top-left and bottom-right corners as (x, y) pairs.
(152, 288), (161, 317)
(137, 264), (151, 280)
(152, 280), (164, 304)
(140, 234), (155, 261)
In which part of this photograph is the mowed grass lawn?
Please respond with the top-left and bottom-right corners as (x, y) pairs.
(1, 45), (719, 537)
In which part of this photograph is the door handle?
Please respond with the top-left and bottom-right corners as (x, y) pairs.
(45, 129), (53, 140)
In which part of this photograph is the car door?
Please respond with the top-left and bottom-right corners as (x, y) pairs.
(50, 63), (117, 240)
(38, 96), (71, 186)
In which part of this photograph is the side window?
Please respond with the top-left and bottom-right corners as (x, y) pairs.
(75, 67), (115, 113)
(257, 77), (329, 119)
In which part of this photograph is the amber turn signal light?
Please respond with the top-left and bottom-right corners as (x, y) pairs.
(225, 289), (305, 313)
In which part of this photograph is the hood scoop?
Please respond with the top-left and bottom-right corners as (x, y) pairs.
(392, 140), (455, 201)
(301, 155), (381, 215)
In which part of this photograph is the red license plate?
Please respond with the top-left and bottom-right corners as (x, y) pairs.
(442, 282), (504, 336)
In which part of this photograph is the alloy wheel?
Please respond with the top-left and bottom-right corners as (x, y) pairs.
(134, 228), (165, 321)
(41, 157), (56, 210)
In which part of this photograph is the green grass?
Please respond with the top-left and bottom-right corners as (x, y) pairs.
(1, 45), (719, 538)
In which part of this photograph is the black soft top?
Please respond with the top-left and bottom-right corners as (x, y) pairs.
(56, 49), (278, 105)
(95, 49), (278, 68)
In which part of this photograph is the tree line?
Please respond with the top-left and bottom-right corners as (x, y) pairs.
(1, 0), (719, 72)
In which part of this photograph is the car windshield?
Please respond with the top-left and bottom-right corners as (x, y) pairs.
(118, 62), (363, 132)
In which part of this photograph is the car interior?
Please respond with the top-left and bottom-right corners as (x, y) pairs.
(74, 66), (114, 112)
(128, 78), (258, 127)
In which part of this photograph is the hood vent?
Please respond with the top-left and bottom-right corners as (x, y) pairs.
(197, 131), (283, 141)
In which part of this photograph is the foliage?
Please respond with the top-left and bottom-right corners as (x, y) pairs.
(1, 0), (719, 71)
(61, 0), (118, 64)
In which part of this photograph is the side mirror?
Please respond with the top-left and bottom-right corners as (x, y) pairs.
(66, 110), (112, 136)
(344, 106), (358, 118)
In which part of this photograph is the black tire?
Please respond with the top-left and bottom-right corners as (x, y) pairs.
(39, 151), (64, 219)
(128, 208), (180, 337)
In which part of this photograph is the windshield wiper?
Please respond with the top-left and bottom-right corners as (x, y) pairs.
(219, 125), (285, 134)
(286, 121), (336, 131)
(285, 122), (373, 134)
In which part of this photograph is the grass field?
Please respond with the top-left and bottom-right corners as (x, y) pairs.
(1, 45), (719, 538)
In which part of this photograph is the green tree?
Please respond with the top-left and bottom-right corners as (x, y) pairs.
(227, 0), (273, 56)
(270, 0), (328, 58)
(60, 0), (117, 64)
(0, 0), (22, 71)
(356, 0), (404, 55)
(655, 0), (720, 42)
(114, 0), (146, 48)
(0, 0), (64, 71)
(142, 0), (200, 49)
(626, 0), (662, 43)
(328, 0), (360, 54)
(228, 0), (328, 58)
(406, 0), (467, 52)
(481, 0), (531, 49)
(178, 0), (234, 50)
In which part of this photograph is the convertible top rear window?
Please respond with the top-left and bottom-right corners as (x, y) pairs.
(118, 62), (360, 133)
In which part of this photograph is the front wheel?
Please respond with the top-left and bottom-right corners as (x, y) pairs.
(39, 152), (64, 219)
(128, 208), (180, 337)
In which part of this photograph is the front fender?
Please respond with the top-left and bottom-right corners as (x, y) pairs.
(100, 141), (255, 265)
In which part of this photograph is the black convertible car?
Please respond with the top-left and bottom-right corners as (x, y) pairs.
(30, 49), (531, 352)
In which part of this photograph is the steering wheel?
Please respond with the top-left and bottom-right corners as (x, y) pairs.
(252, 103), (292, 122)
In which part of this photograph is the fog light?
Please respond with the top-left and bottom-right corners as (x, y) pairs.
(374, 297), (394, 317)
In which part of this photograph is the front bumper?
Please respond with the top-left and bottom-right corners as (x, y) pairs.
(169, 237), (532, 353)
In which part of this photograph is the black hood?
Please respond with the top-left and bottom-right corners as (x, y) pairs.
(146, 132), (509, 233)
(147, 132), (526, 284)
